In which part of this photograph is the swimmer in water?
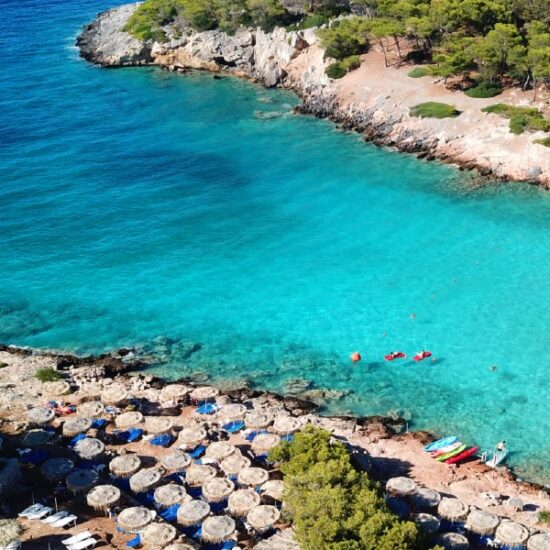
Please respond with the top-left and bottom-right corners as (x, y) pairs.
(410, 313), (416, 320)
(490, 365), (497, 371)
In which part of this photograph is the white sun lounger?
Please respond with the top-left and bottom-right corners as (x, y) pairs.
(43, 510), (69, 524)
(63, 531), (92, 546)
(52, 514), (78, 528)
(19, 503), (46, 517)
(27, 507), (53, 520)
(67, 538), (97, 550)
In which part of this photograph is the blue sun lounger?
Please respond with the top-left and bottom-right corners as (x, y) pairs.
(115, 428), (143, 443)
(150, 434), (173, 447)
(91, 418), (107, 429)
(68, 434), (87, 448)
(195, 403), (218, 415)
(126, 534), (141, 548)
(222, 421), (244, 433)
(22, 449), (50, 465)
(160, 503), (180, 522)
(188, 445), (206, 459)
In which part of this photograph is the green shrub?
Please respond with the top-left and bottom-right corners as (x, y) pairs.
(410, 102), (460, 118)
(408, 67), (431, 78)
(540, 511), (550, 525)
(35, 367), (63, 383)
(535, 136), (550, 147)
(482, 103), (550, 134)
(318, 17), (370, 60)
(325, 62), (348, 79)
(342, 54), (361, 71)
(464, 81), (502, 98)
(269, 426), (422, 549)
(295, 13), (330, 29)
(0, 362), (7, 369)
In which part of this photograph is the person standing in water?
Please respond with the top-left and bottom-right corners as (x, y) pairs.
(496, 440), (506, 452)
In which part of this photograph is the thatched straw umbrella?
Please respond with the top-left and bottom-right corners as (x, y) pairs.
(185, 464), (217, 487)
(101, 383), (128, 405)
(177, 500), (210, 527)
(117, 507), (154, 533)
(435, 532), (469, 550)
(438, 498), (469, 523)
(87, 484), (121, 512)
(129, 468), (162, 494)
(43, 380), (71, 396)
(260, 480), (284, 501)
(495, 520), (529, 548)
(177, 425), (207, 450)
(466, 508), (500, 536)
(247, 505), (281, 533)
(386, 477), (417, 497)
(237, 467), (269, 487)
(220, 452), (251, 477)
(66, 469), (98, 494)
(27, 407), (55, 426)
(109, 454), (141, 478)
(141, 523), (177, 548)
(78, 401), (105, 418)
(245, 411), (272, 430)
(161, 453), (191, 472)
(414, 513), (441, 536)
(154, 484), (190, 509)
(20, 429), (52, 448)
(219, 404), (247, 421)
(528, 532), (550, 550)
(272, 415), (301, 435)
(189, 387), (219, 403)
(160, 384), (190, 404)
(115, 411), (144, 429)
(202, 478), (235, 503)
(252, 433), (280, 454)
(411, 487), (441, 510)
(204, 441), (236, 462)
(228, 489), (260, 517)
(145, 416), (174, 435)
(63, 417), (92, 437)
(201, 516), (236, 544)
(164, 544), (195, 550)
(74, 437), (105, 461)
(41, 458), (74, 482)
(0, 519), (22, 549)
(80, 382), (102, 398)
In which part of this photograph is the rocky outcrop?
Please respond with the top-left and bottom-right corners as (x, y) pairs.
(76, 3), (550, 187)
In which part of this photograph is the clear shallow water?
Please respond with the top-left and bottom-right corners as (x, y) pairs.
(2, 0), (550, 483)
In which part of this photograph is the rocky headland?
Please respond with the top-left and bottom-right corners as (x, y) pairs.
(77, 3), (550, 187)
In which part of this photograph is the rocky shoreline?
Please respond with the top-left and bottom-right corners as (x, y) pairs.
(76, 3), (549, 188)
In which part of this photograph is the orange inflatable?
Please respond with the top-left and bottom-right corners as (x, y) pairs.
(350, 351), (362, 362)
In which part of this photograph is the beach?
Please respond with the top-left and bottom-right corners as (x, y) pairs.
(1, 345), (549, 548)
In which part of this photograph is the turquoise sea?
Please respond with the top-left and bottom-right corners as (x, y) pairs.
(2, 0), (549, 482)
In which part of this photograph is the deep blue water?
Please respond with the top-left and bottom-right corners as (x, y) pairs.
(2, 0), (549, 482)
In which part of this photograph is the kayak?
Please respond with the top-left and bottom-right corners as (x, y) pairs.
(445, 446), (479, 465)
(385, 352), (406, 361)
(431, 441), (462, 458)
(414, 351), (432, 362)
(436, 444), (467, 462)
(424, 436), (459, 452)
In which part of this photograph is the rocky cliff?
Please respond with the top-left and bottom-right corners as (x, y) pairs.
(77, 4), (549, 187)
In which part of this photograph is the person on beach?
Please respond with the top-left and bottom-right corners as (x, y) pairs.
(497, 440), (506, 452)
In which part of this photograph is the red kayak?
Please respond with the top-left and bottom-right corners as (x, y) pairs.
(385, 352), (406, 361)
(413, 351), (432, 362)
(445, 446), (479, 464)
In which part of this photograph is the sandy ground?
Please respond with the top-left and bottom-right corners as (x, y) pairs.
(0, 348), (549, 548)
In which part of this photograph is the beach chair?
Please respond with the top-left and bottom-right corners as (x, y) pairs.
(281, 434), (294, 443)
(63, 531), (92, 546)
(91, 418), (107, 429)
(53, 514), (78, 528)
(126, 534), (141, 548)
(160, 503), (180, 522)
(127, 428), (143, 442)
(188, 445), (206, 459)
(195, 403), (218, 415)
(22, 449), (50, 465)
(150, 434), (173, 447)
(19, 503), (46, 517)
(68, 434), (87, 448)
(67, 538), (98, 550)
(43, 510), (69, 524)
(27, 507), (53, 520)
(222, 421), (244, 433)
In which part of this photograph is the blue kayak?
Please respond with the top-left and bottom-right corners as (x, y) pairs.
(424, 436), (458, 452)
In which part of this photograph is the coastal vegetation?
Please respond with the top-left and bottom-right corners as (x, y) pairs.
(482, 103), (550, 134)
(34, 367), (63, 383)
(535, 136), (550, 147)
(124, 0), (550, 96)
(269, 426), (425, 549)
(464, 80), (502, 97)
(410, 102), (460, 118)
